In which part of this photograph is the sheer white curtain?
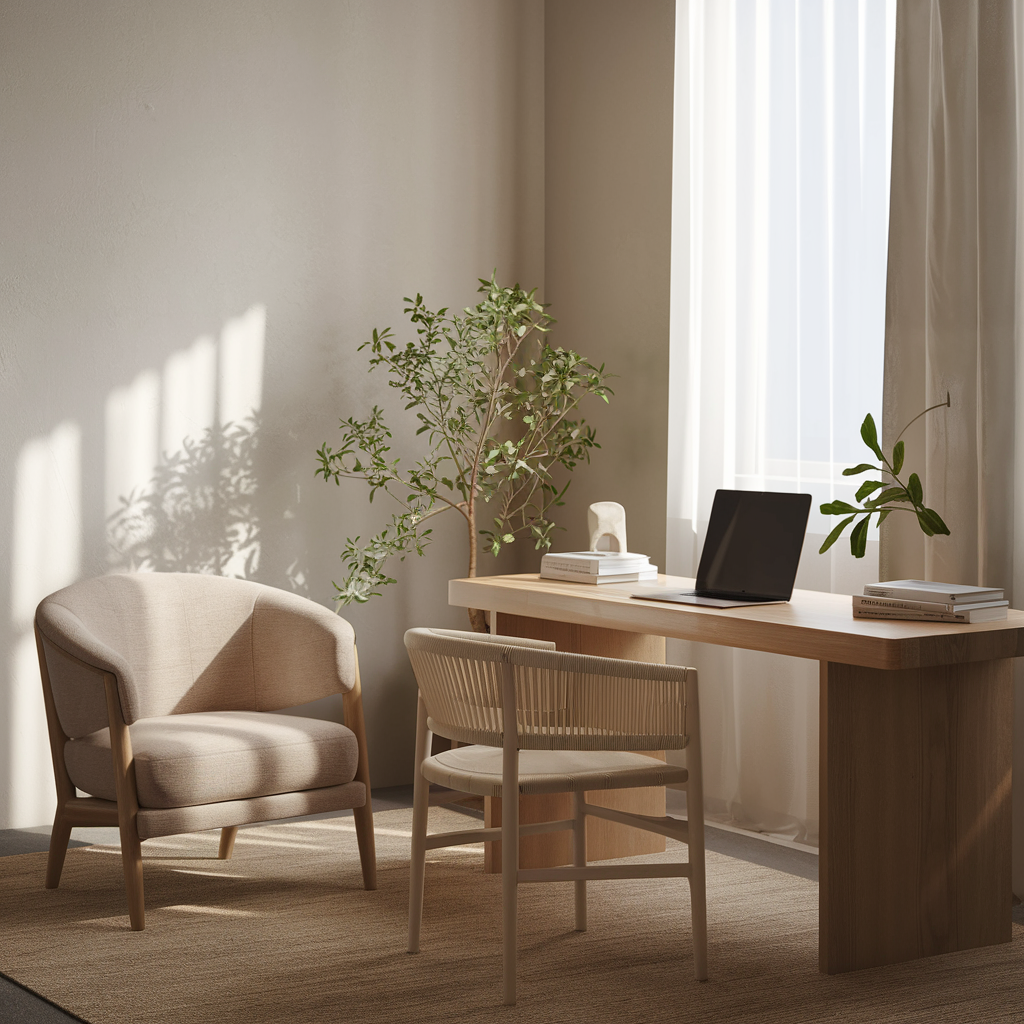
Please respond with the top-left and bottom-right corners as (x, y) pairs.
(668, 0), (896, 845)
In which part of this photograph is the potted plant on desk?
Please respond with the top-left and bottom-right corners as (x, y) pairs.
(316, 274), (612, 631)
(819, 395), (951, 557)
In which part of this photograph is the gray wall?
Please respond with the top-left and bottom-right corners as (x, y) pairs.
(542, 0), (675, 569)
(0, 0), (544, 827)
(0, 0), (675, 829)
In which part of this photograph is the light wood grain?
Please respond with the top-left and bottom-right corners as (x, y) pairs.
(452, 575), (1024, 671)
(343, 645), (377, 891)
(455, 574), (1020, 976)
(819, 658), (1013, 973)
(484, 785), (667, 871)
(103, 672), (146, 931)
(218, 827), (238, 860)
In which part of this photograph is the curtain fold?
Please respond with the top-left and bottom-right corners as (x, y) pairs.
(880, 0), (1021, 892)
(881, 0), (1018, 589)
(668, 0), (896, 846)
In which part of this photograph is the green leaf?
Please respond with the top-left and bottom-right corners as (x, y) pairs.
(892, 440), (905, 475)
(920, 507), (950, 535)
(842, 463), (881, 477)
(877, 509), (891, 527)
(819, 514), (856, 554)
(907, 472), (923, 505)
(860, 414), (882, 459)
(915, 509), (935, 536)
(850, 515), (870, 558)
(821, 500), (859, 515)
(855, 480), (886, 502)
(864, 486), (908, 507)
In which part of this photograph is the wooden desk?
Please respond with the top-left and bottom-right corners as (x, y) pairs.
(449, 573), (1024, 974)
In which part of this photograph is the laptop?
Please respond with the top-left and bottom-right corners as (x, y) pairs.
(633, 489), (812, 608)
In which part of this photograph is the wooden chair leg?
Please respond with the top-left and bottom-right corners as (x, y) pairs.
(501, 746), (519, 1006)
(104, 673), (145, 931)
(36, 625), (77, 892)
(345, 646), (377, 891)
(45, 811), (73, 889)
(218, 826), (238, 860)
(690, 822), (708, 981)
(353, 802), (377, 890)
(687, 672), (708, 981)
(572, 791), (587, 932)
(119, 817), (145, 931)
(408, 696), (432, 953)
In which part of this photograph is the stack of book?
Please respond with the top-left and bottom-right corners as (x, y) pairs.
(854, 580), (1009, 623)
(540, 550), (658, 585)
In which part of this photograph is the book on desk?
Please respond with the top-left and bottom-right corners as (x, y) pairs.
(854, 580), (1008, 623)
(539, 550), (658, 585)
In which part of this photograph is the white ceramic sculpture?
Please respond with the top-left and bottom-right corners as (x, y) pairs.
(588, 501), (627, 553)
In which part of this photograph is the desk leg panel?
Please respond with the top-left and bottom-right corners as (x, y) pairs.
(819, 658), (1013, 974)
(484, 614), (667, 873)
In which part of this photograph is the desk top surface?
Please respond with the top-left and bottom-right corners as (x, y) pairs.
(449, 574), (1024, 671)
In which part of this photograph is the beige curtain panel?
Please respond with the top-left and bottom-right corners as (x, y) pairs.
(881, 0), (1018, 589)
(882, 0), (1023, 895)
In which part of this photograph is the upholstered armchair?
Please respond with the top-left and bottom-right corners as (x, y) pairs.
(34, 572), (375, 930)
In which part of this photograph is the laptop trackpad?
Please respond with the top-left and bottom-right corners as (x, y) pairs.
(632, 590), (786, 608)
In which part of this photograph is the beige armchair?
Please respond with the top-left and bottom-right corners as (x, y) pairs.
(34, 572), (375, 930)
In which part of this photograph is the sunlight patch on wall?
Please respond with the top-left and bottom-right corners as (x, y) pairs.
(105, 370), (160, 521)
(219, 305), (266, 426)
(105, 305), (266, 578)
(8, 420), (81, 826)
(162, 336), (216, 459)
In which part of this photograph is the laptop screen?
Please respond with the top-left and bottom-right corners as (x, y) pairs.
(696, 490), (812, 600)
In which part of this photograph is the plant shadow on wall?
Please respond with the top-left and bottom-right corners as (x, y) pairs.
(316, 274), (613, 632)
(108, 415), (304, 587)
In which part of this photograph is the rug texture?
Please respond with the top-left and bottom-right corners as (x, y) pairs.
(0, 807), (1021, 1023)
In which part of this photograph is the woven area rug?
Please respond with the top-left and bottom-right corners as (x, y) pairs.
(0, 807), (1021, 1023)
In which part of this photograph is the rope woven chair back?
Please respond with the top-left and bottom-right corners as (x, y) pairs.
(405, 628), (692, 752)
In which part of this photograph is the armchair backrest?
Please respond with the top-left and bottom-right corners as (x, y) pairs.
(404, 627), (694, 752)
(36, 573), (356, 731)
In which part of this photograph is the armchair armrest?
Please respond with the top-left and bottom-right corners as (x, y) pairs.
(36, 600), (139, 730)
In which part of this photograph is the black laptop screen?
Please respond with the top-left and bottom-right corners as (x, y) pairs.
(695, 490), (812, 600)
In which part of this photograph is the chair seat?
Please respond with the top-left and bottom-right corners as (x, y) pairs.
(64, 711), (359, 809)
(421, 744), (688, 797)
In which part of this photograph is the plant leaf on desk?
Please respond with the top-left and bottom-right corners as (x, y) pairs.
(860, 414), (883, 459)
(850, 515), (870, 558)
(907, 472), (923, 505)
(819, 514), (856, 554)
(818, 400), (949, 558)
(864, 486), (907, 508)
(855, 479), (887, 502)
(920, 507), (950, 535)
(821, 499), (858, 515)
(892, 439), (905, 474)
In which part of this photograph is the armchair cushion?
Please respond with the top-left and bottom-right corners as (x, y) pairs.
(64, 712), (359, 809)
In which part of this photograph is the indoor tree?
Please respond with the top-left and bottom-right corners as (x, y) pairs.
(316, 274), (611, 630)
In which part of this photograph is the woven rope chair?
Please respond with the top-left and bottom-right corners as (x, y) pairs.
(404, 627), (706, 1005)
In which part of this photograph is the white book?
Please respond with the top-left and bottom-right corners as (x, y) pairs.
(540, 567), (659, 585)
(853, 603), (1008, 624)
(862, 579), (1004, 605)
(541, 551), (653, 575)
(853, 595), (1010, 615)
